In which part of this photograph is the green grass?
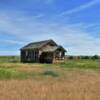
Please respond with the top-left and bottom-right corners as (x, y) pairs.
(0, 56), (20, 63)
(0, 68), (36, 80)
(43, 59), (100, 69)
(59, 59), (100, 69)
(41, 69), (59, 77)
(0, 68), (59, 80)
(0, 56), (100, 80)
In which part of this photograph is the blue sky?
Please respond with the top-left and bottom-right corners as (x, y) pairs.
(0, 0), (100, 55)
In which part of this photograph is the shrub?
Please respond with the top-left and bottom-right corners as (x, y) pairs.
(81, 56), (90, 59)
(68, 56), (74, 60)
(42, 70), (58, 77)
(91, 55), (99, 60)
(76, 56), (81, 59)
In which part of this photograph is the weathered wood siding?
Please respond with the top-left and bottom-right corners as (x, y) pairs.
(21, 49), (39, 63)
(39, 43), (54, 56)
(21, 42), (66, 63)
(53, 50), (65, 63)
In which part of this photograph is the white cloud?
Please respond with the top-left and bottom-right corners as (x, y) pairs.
(0, 39), (24, 45)
(0, 10), (100, 55)
(59, 0), (100, 16)
(34, 14), (45, 18)
(0, 50), (19, 56)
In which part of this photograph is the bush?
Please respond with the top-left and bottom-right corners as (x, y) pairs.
(76, 56), (81, 59)
(91, 55), (99, 60)
(42, 70), (58, 77)
(80, 56), (90, 59)
(68, 56), (74, 60)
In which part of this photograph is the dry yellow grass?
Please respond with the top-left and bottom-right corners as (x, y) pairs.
(0, 68), (100, 100)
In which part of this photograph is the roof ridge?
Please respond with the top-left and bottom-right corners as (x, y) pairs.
(29, 39), (53, 44)
(20, 39), (57, 50)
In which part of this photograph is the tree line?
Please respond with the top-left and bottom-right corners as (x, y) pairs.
(67, 55), (100, 60)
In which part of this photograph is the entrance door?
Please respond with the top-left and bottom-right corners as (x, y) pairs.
(39, 52), (53, 63)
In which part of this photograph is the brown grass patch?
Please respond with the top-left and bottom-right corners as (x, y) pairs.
(0, 69), (100, 100)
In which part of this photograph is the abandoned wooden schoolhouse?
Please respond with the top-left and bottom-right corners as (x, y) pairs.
(20, 39), (66, 63)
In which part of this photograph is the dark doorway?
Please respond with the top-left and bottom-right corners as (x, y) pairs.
(39, 52), (53, 63)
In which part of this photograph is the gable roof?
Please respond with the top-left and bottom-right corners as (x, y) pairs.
(21, 39), (58, 50)
(42, 45), (66, 52)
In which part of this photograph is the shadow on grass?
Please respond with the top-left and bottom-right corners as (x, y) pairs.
(41, 69), (59, 77)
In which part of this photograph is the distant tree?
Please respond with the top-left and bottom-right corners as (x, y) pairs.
(91, 55), (99, 60)
(68, 56), (74, 60)
(77, 56), (81, 59)
(81, 56), (90, 59)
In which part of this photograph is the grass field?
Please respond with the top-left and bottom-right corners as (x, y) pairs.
(0, 56), (100, 100)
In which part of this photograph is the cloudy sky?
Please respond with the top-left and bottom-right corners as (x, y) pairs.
(0, 0), (100, 55)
